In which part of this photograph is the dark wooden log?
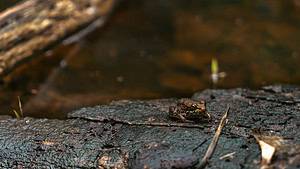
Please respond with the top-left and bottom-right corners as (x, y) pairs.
(0, 0), (117, 76)
(0, 85), (299, 168)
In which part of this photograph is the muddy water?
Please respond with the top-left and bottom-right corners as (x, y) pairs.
(1, 0), (300, 119)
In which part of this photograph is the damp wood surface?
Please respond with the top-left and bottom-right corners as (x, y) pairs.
(0, 85), (299, 168)
(0, 0), (117, 76)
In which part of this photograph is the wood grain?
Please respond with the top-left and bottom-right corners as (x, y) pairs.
(0, 0), (117, 76)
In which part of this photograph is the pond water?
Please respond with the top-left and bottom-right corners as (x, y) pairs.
(1, 0), (300, 119)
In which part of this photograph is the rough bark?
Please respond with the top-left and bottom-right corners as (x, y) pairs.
(0, 0), (117, 76)
(0, 85), (299, 168)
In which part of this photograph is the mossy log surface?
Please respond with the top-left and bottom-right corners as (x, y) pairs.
(0, 85), (299, 168)
(0, 0), (117, 76)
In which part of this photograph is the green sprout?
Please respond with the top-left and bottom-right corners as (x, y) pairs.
(211, 58), (219, 75)
(211, 57), (226, 85)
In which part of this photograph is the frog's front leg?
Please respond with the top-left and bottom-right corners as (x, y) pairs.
(178, 114), (194, 123)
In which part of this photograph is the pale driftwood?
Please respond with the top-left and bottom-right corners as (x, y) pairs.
(0, 0), (117, 76)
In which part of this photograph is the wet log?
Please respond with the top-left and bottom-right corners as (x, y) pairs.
(0, 0), (117, 76)
(0, 85), (299, 168)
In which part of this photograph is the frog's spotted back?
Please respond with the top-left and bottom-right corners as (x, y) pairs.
(168, 99), (210, 123)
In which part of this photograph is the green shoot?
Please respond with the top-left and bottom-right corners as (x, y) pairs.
(210, 57), (226, 85)
(211, 58), (219, 75)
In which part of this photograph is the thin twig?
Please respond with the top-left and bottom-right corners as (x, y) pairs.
(94, 118), (206, 129)
(70, 116), (208, 129)
(131, 122), (206, 129)
(12, 96), (24, 119)
(219, 152), (236, 160)
(17, 96), (23, 117)
(196, 106), (230, 169)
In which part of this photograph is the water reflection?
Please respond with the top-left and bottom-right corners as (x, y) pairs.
(0, 0), (20, 11)
(1, 0), (300, 118)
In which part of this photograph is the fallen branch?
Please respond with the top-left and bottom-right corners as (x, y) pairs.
(0, 0), (117, 76)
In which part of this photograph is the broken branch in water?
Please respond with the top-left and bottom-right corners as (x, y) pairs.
(196, 106), (230, 169)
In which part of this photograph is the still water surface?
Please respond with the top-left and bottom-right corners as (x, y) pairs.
(1, 0), (300, 118)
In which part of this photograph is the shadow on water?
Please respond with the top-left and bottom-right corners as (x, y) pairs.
(1, 0), (300, 119)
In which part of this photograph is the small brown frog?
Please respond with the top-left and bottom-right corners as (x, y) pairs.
(169, 99), (211, 123)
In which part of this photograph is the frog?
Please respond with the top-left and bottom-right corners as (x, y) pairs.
(168, 99), (211, 123)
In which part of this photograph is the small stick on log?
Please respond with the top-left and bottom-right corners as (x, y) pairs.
(0, 0), (117, 76)
(115, 121), (207, 129)
(71, 117), (208, 129)
(196, 106), (230, 169)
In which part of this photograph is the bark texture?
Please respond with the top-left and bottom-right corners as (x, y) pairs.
(0, 85), (299, 168)
(0, 0), (117, 76)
